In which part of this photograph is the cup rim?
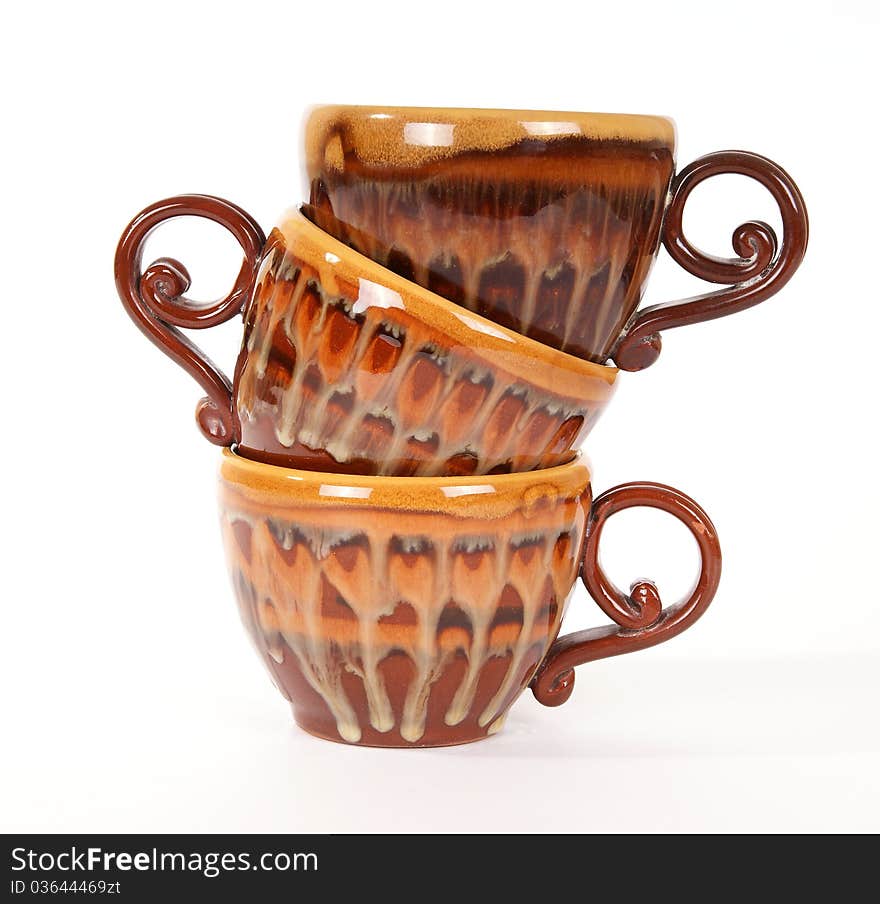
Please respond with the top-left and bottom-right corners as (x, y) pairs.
(221, 447), (592, 514)
(278, 208), (619, 388)
(304, 104), (676, 157)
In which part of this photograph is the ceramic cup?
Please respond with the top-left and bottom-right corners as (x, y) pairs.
(116, 199), (616, 476)
(218, 450), (721, 747)
(303, 105), (809, 368)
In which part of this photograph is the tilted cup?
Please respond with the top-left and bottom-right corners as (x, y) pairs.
(115, 200), (617, 475)
(219, 450), (722, 747)
(304, 105), (808, 369)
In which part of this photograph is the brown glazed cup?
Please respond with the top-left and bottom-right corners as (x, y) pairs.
(219, 450), (722, 747)
(304, 105), (809, 369)
(115, 200), (617, 475)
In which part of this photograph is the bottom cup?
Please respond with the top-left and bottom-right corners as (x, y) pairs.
(219, 450), (721, 747)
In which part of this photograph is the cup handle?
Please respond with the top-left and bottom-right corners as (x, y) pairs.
(611, 150), (809, 371)
(531, 481), (722, 706)
(114, 195), (266, 445)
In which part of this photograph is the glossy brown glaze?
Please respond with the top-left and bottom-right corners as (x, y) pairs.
(234, 210), (617, 476)
(612, 151), (809, 370)
(304, 106), (676, 364)
(219, 452), (593, 746)
(114, 196), (266, 444)
(219, 452), (722, 747)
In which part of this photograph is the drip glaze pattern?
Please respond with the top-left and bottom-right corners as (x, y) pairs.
(219, 451), (591, 746)
(304, 105), (676, 363)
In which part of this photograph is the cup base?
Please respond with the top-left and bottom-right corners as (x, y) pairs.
(292, 709), (503, 748)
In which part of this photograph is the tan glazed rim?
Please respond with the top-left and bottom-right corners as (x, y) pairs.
(221, 448), (592, 517)
(278, 209), (618, 399)
(304, 104), (677, 172)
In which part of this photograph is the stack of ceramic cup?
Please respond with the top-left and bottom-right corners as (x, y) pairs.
(115, 106), (807, 747)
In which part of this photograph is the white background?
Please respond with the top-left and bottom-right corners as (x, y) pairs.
(2, 0), (877, 833)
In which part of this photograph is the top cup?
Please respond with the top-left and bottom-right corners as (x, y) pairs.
(305, 105), (674, 364)
(304, 105), (808, 369)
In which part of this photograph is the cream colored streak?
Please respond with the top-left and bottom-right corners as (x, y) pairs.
(397, 537), (451, 743)
(251, 516), (362, 743)
(580, 184), (638, 353)
(443, 536), (507, 727)
(478, 534), (556, 726)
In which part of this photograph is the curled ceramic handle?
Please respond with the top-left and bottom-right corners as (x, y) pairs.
(531, 482), (722, 706)
(612, 151), (809, 371)
(114, 195), (266, 445)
